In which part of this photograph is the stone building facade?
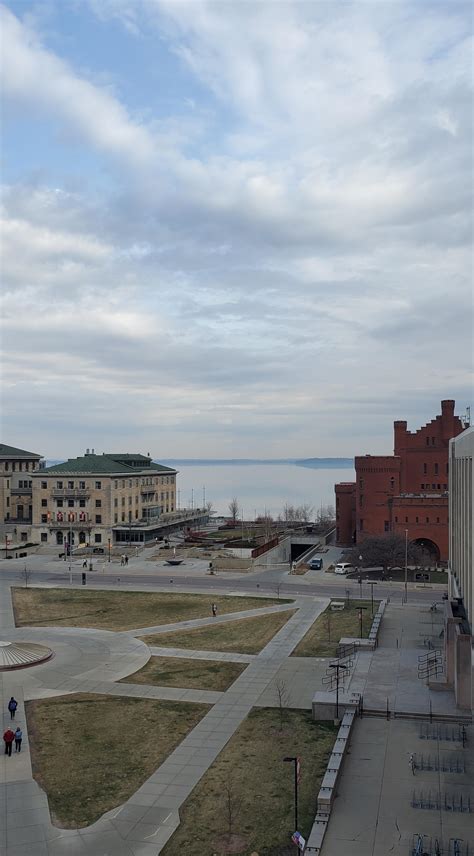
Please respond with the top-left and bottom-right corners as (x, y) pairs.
(31, 451), (177, 547)
(335, 400), (467, 562)
(0, 444), (44, 540)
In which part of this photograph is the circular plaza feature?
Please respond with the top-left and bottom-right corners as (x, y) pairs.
(0, 640), (54, 670)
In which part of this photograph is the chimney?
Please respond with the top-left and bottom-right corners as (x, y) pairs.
(394, 420), (407, 455)
(441, 399), (455, 440)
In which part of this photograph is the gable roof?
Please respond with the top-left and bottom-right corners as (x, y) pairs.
(0, 443), (42, 459)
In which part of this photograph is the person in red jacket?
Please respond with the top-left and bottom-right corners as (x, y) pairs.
(3, 728), (14, 756)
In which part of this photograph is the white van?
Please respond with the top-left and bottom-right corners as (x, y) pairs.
(334, 562), (354, 575)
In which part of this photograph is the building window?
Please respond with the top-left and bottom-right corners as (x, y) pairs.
(122, 513), (125, 522)
(395, 516), (398, 523)
(114, 480), (118, 488)
(390, 477), (394, 490)
(94, 533), (102, 543)
(431, 437), (435, 445)
(95, 515), (102, 524)
(41, 533), (48, 542)
(416, 516), (419, 523)
(114, 513), (118, 523)
(135, 496), (139, 504)
(359, 478), (363, 489)
(114, 498), (118, 508)
(384, 521), (389, 532)
(434, 463), (438, 475)
(68, 481), (74, 489)
(6, 497), (9, 507)
(122, 480), (125, 488)
(423, 463), (427, 474)
(432, 484), (436, 490)
(95, 499), (101, 508)
(421, 484), (424, 490)
(68, 499), (74, 508)
(95, 481), (102, 489)
(436, 517), (440, 523)
(437, 484), (441, 490)
(129, 480), (132, 488)
(405, 516), (408, 523)
(426, 517), (429, 523)
(79, 499), (86, 508)
(57, 481), (63, 488)
(41, 514), (48, 523)
(122, 497), (125, 507)
(4, 463), (8, 471)
(41, 499), (47, 507)
(79, 481), (86, 489)
(129, 496), (132, 505)
(426, 437), (430, 446)
(359, 519), (364, 531)
(57, 499), (63, 507)
(443, 483), (447, 489)
(41, 481), (47, 489)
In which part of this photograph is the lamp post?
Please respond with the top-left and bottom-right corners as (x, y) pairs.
(366, 579), (377, 617)
(358, 605), (367, 639)
(283, 756), (300, 834)
(108, 537), (111, 563)
(404, 529), (408, 604)
(358, 555), (363, 598)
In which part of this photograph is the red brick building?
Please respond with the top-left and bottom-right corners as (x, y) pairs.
(335, 400), (466, 561)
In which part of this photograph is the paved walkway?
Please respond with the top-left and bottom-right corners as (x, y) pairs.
(0, 579), (329, 854)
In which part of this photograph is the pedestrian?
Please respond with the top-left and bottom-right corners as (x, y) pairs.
(125, 555), (128, 565)
(14, 727), (22, 753)
(120, 555), (125, 566)
(8, 697), (18, 720)
(82, 559), (87, 569)
(3, 728), (14, 756)
(211, 603), (217, 617)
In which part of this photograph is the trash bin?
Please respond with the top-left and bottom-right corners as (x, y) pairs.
(82, 572), (86, 585)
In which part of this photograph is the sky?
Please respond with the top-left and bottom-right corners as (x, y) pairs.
(1, 0), (472, 460)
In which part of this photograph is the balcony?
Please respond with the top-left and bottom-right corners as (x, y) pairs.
(10, 488), (32, 496)
(51, 488), (90, 498)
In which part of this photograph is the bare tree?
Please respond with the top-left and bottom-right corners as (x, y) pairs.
(297, 503), (314, 523)
(316, 504), (335, 526)
(275, 678), (290, 732)
(222, 774), (242, 840)
(22, 565), (32, 588)
(205, 500), (214, 515)
(349, 534), (421, 575)
(228, 497), (240, 525)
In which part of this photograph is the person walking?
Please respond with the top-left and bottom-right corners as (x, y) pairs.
(14, 727), (22, 753)
(211, 603), (217, 617)
(125, 555), (128, 565)
(120, 555), (125, 566)
(8, 697), (18, 720)
(3, 728), (14, 756)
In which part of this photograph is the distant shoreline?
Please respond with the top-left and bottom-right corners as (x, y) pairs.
(158, 458), (353, 468)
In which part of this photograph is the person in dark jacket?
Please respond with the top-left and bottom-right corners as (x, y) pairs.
(3, 728), (14, 756)
(14, 727), (22, 753)
(8, 697), (18, 719)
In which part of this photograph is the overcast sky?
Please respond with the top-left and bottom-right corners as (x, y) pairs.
(1, 0), (472, 460)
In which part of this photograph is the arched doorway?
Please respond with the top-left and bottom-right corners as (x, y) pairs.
(79, 531), (86, 545)
(56, 531), (64, 545)
(412, 538), (440, 565)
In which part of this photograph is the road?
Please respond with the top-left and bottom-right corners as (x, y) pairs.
(0, 563), (444, 605)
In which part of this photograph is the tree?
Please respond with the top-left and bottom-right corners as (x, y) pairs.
(275, 678), (289, 732)
(349, 534), (421, 574)
(222, 774), (242, 840)
(316, 504), (335, 526)
(205, 500), (214, 515)
(228, 497), (240, 524)
(298, 503), (314, 523)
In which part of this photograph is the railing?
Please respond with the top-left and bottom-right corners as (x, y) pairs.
(10, 488), (32, 495)
(46, 517), (91, 527)
(51, 489), (90, 498)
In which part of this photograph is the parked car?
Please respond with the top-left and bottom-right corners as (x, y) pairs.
(334, 562), (353, 575)
(308, 557), (323, 570)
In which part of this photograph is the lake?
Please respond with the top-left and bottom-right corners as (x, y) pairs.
(171, 463), (355, 519)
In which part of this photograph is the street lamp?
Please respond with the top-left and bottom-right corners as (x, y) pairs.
(404, 529), (408, 604)
(108, 537), (111, 563)
(283, 756), (300, 834)
(365, 579), (377, 616)
(358, 605), (367, 638)
(358, 555), (363, 598)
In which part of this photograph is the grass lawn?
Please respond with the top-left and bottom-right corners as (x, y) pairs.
(140, 609), (296, 654)
(26, 693), (209, 828)
(292, 600), (378, 658)
(161, 708), (336, 856)
(12, 588), (290, 632)
(121, 656), (247, 691)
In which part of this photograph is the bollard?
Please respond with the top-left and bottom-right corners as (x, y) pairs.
(81, 572), (86, 586)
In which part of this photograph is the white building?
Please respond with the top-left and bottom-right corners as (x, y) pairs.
(449, 425), (473, 628)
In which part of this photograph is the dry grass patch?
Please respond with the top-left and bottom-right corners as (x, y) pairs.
(161, 708), (336, 856)
(26, 693), (209, 828)
(121, 656), (247, 691)
(12, 588), (289, 632)
(140, 609), (296, 655)
(292, 600), (378, 658)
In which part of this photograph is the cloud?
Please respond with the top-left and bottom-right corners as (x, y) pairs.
(0, 4), (155, 167)
(1, 0), (472, 457)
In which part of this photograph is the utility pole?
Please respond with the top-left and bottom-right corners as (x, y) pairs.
(366, 580), (377, 616)
(358, 605), (367, 639)
(283, 756), (300, 834)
